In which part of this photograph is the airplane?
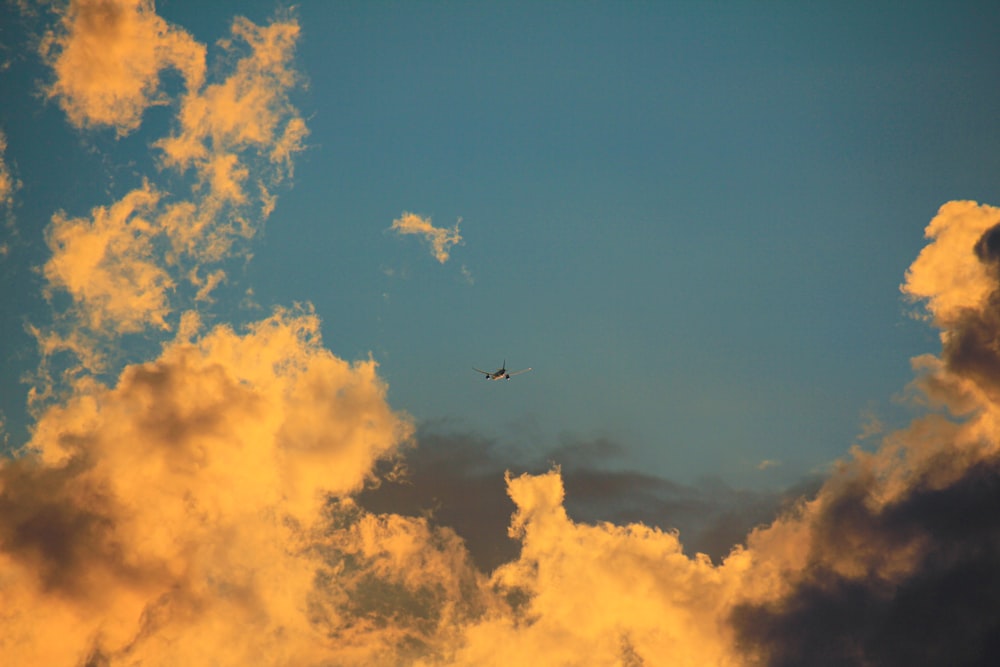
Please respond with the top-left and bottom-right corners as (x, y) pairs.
(473, 360), (532, 380)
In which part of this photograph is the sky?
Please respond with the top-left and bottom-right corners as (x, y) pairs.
(2, 1), (1000, 665)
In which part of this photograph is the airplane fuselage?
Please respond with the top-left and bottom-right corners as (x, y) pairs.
(474, 361), (529, 380)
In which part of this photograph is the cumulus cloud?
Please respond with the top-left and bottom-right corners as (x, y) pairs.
(902, 201), (1000, 328)
(359, 430), (801, 569)
(391, 212), (464, 264)
(728, 201), (1000, 666)
(1, 307), (415, 665)
(732, 455), (1000, 666)
(41, 0), (206, 136)
(19, 187), (1000, 664)
(450, 469), (752, 667)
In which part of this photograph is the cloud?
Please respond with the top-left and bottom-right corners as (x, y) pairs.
(902, 200), (1000, 328)
(731, 456), (1000, 667)
(728, 200), (1000, 666)
(33, 9), (307, 401)
(391, 212), (463, 264)
(15, 159), (1000, 667)
(42, 182), (172, 335)
(41, 0), (206, 136)
(155, 15), (307, 212)
(450, 469), (751, 667)
(1, 307), (415, 665)
(0, 129), (19, 209)
(358, 430), (803, 570)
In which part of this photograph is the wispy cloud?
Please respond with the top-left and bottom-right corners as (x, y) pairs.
(391, 212), (463, 264)
(0, 130), (19, 209)
(155, 15), (307, 214)
(32, 6), (308, 396)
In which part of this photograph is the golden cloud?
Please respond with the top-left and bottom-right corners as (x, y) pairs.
(35, 9), (308, 390)
(2, 307), (415, 665)
(0, 129), (19, 208)
(449, 469), (749, 666)
(155, 16), (307, 211)
(41, 0), (206, 136)
(901, 200), (1000, 328)
(391, 212), (464, 264)
(42, 183), (172, 335)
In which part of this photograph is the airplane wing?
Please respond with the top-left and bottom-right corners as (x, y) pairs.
(508, 367), (533, 377)
(473, 367), (491, 376)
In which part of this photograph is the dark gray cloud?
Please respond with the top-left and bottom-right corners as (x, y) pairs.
(356, 430), (520, 572)
(939, 223), (1000, 402)
(727, 214), (1000, 667)
(357, 427), (815, 570)
(0, 453), (124, 597)
(731, 453), (1000, 667)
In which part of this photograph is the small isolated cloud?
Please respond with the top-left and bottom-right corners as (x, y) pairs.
(40, 0), (206, 136)
(460, 264), (475, 284)
(757, 459), (781, 471)
(390, 212), (463, 264)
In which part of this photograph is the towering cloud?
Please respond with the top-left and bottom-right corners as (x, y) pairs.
(727, 201), (1000, 666)
(391, 211), (464, 264)
(447, 469), (751, 667)
(1, 308), (416, 665)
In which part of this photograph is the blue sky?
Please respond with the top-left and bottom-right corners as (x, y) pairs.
(3, 0), (1000, 491)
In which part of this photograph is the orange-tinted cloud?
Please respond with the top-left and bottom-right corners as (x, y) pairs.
(35, 9), (308, 391)
(42, 182), (172, 335)
(155, 15), (307, 213)
(902, 200), (1000, 328)
(0, 129), (18, 208)
(1, 307), (415, 665)
(41, 0), (205, 136)
(450, 469), (750, 667)
(391, 212), (464, 264)
(730, 200), (1000, 665)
